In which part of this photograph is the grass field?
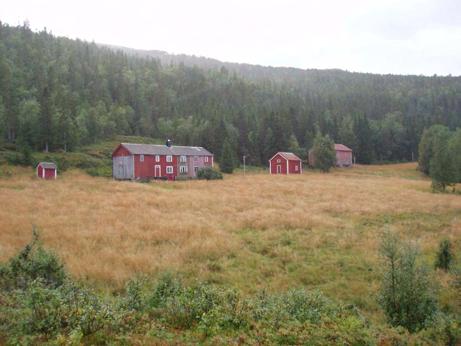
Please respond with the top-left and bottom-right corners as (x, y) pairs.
(0, 162), (460, 325)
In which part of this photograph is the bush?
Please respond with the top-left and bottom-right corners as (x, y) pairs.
(85, 165), (112, 177)
(2, 279), (119, 340)
(197, 167), (223, 180)
(0, 230), (66, 290)
(435, 239), (454, 271)
(378, 232), (438, 332)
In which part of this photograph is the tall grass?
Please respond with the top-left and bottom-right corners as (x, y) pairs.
(0, 163), (459, 319)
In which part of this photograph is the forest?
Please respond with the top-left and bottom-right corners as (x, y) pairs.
(1, 22), (461, 165)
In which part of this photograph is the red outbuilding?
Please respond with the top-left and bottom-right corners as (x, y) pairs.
(36, 162), (57, 179)
(269, 152), (302, 175)
(334, 144), (353, 167)
(308, 143), (353, 167)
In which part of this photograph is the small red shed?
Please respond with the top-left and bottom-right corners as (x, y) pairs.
(334, 144), (353, 167)
(269, 152), (302, 175)
(36, 162), (57, 179)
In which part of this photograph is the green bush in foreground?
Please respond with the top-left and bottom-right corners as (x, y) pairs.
(379, 232), (438, 332)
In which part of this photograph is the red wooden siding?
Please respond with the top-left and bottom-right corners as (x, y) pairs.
(269, 152), (302, 174)
(270, 153), (288, 174)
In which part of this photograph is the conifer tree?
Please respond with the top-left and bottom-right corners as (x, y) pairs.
(312, 133), (336, 172)
(220, 139), (235, 174)
(430, 128), (456, 191)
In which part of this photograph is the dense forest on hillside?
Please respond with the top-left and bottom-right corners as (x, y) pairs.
(1, 22), (461, 165)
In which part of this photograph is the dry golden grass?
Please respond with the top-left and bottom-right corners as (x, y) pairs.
(0, 162), (460, 318)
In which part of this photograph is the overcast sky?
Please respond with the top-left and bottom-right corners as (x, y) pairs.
(2, 0), (461, 76)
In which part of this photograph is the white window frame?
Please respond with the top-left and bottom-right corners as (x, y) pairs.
(155, 155), (160, 162)
(166, 155), (173, 162)
(140, 154), (144, 162)
(180, 166), (188, 174)
(295, 165), (298, 171)
(180, 155), (187, 163)
(205, 156), (209, 163)
(166, 166), (173, 174)
(277, 158), (281, 163)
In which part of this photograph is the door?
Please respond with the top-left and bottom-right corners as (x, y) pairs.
(154, 165), (161, 178)
(276, 165), (282, 174)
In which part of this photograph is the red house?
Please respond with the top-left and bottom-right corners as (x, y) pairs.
(112, 143), (214, 180)
(269, 152), (302, 175)
(36, 162), (57, 179)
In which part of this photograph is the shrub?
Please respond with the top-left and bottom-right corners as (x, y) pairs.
(0, 230), (66, 290)
(85, 165), (112, 177)
(435, 239), (454, 271)
(197, 167), (223, 180)
(2, 279), (119, 340)
(378, 232), (438, 332)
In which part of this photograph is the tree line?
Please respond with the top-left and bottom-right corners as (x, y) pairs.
(1, 22), (461, 166)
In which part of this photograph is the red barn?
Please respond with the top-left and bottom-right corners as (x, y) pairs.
(36, 162), (57, 179)
(308, 143), (353, 167)
(112, 143), (214, 180)
(334, 144), (353, 167)
(269, 152), (302, 175)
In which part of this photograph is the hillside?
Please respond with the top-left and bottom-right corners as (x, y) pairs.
(1, 22), (461, 167)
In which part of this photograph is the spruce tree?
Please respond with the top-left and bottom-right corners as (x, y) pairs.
(418, 125), (449, 175)
(312, 133), (336, 172)
(220, 139), (235, 174)
(379, 232), (437, 332)
(435, 239), (453, 271)
(430, 128), (456, 191)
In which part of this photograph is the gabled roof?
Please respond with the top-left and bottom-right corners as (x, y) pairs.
(269, 152), (302, 162)
(334, 144), (352, 152)
(117, 143), (213, 156)
(37, 162), (57, 169)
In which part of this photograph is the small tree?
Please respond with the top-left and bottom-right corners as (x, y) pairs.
(220, 139), (235, 174)
(311, 133), (335, 172)
(378, 232), (438, 332)
(430, 128), (456, 191)
(435, 239), (453, 271)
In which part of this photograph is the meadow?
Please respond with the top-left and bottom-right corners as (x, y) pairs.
(0, 162), (460, 327)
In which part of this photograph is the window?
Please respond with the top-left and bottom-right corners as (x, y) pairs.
(180, 155), (187, 163)
(166, 166), (173, 174)
(295, 165), (298, 171)
(155, 155), (160, 162)
(180, 166), (188, 174)
(166, 155), (173, 162)
(140, 154), (144, 162)
(277, 159), (281, 163)
(205, 156), (209, 163)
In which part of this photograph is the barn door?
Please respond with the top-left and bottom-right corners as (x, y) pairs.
(276, 165), (281, 174)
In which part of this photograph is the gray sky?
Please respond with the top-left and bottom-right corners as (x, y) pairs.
(2, 0), (461, 75)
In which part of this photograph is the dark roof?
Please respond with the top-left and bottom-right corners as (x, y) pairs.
(37, 162), (57, 169)
(334, 144), (352, 152)
(119, 143), (213, 156)
(270, 152), (302, 161)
